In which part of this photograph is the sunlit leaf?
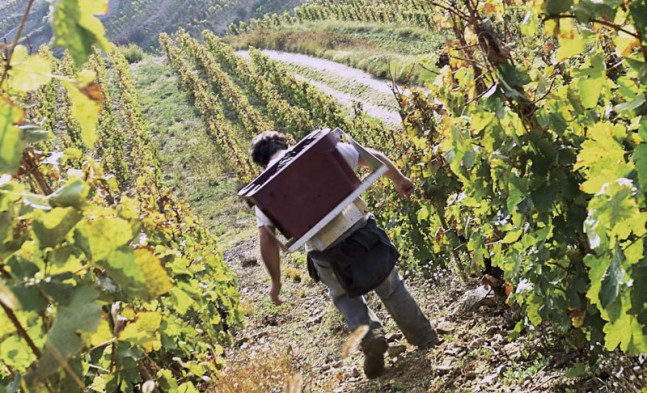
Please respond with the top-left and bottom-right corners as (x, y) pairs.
(556, 19), (586, 61)
(603, 293), (647, 354)
(51, 0), (109, 67)
(575, 123), (632, 194)
(74, 217), (133, 262)
(0, 97), (25, 174)
(8, 46), (52, 92)
(584, 178), (645, 249)
(575, 54), (605, 109)
(119, 311), (162, 353)
(61, 78), (101, 147)
(82, 315), (112, 347)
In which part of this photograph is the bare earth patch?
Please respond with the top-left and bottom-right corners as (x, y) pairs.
(216, 237), (644, 392)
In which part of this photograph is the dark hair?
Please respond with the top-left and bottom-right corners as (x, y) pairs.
(250, 131), (289, 167)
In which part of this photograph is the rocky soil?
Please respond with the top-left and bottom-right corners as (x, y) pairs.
(214, 235), (645, 392)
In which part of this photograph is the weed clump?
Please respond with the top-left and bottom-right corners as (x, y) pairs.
(120, 43), (146, 63)
(209, 345), (296, 392)
(284, 267), (302, 282)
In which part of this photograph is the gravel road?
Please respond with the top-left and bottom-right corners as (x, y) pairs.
(237, 50), (403, 126)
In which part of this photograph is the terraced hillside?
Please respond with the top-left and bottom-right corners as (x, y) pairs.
(0, 0), (305, 49)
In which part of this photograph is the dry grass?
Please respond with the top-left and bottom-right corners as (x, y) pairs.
(238, 297), (255, 317)
(341, 325), (369, 359)
(284, 267), (302, 282)
(283, 374), (303, 393)
(209, 344), (297, 393)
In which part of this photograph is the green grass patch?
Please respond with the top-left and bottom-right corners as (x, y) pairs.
(501, 356), (550, 387)
(227, 20), (446, 85)
(285, 63), (394, 107)
(129, 55), (257, 250)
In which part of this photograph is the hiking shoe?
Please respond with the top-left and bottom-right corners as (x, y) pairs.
(417, 329), (440, 350)
(362, 336), (388, 379)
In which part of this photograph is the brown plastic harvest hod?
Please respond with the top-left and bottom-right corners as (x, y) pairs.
(238, 129), (361, 240)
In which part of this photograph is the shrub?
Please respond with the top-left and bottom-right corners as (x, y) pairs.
(120, 43), (145, 63)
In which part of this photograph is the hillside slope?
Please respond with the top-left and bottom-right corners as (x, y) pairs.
(236, 49), (402, 125)
(128, 46), (643, 391)
(0, 0), (304, 49)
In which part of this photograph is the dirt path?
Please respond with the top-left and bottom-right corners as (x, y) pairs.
(256, 50), (397, 97)
(236, 50), (403, 126)
(213, 232), (643, 392)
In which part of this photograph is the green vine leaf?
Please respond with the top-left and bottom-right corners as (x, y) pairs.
(603, 293), (647, 354)
(48, 179), (90, 209)
(31, 207), (83, 249)
(599, 244), (625, 308)
(35, 285), (101, 380)
(575, 54), (605, 109)
(542, 0), (573, 15)
(7, 46), (53, 93)
(0, 98), (25, 175)
(51, 0), (110, 67)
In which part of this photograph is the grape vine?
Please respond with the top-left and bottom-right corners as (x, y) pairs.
(175, 29), (274, 138)
(159, 33), (254, 181)
(214, 0), (647, 358)
(0, 2), (241, 391)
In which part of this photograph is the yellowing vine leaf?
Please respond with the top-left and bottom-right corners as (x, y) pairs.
(575, 123), (633, 194)
(584, 179), (645, 249)
(7, 46), (52, 93)
(556, 23), (586, 62)
(75, 216), (134, 262)
(0, 97), (25, 174)
(134, 248), (173, 299)
(51, 0), (109, 67)
(83, 316), (112, 347)
(61, 73), (102, 147)
(614, 27), (641, 57)
(119, 311), (162, 353)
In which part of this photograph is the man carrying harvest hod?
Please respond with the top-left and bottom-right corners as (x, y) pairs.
(248, 130), (438, 379)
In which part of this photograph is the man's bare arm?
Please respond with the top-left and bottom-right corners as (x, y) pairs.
(259, 226), (283, 305)
(360, 148), (415, 199)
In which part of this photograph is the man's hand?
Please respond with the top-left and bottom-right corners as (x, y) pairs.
(270, 281), (283, 305)
(394, 177), (415, 199)
(361, 148), (415, 199)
